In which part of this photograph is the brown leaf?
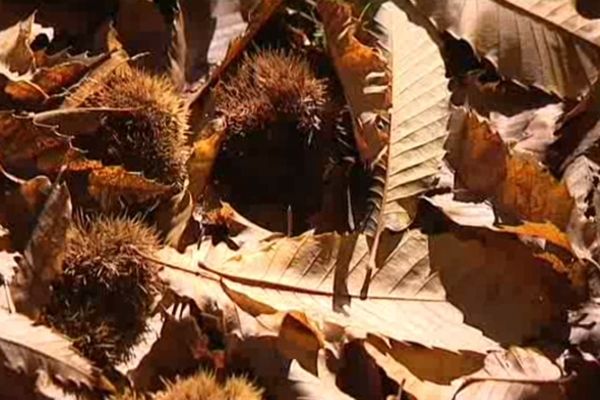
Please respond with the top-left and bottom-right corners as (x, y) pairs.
(317, 0), (390, 163)
(501, 222), (573, 252)
(88, 166), (173, 211)
(0, 13), (37, 75)
(4, 53), (107, 108)
(10, 181), (71, 319)
(426, 194), (580, 277)
(2, 79), (48, 107)
(447, 111), (574, 229)
(129, 314), (206, 392)
(227, 336), (355, 400)
(430, 227), (576, 343)
(277, 312), (325, 376)
(446, 111), (507, 199)
(365, 336), (483, 400)
(0, 310), (114, 397)
(0, 166), (51, 251)
(497, 155), (573, 229)
(455, 347), (567, 400)
(0, 111), (71, 176)
(114, 0), (173, 73)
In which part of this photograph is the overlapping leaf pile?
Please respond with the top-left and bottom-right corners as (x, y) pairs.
(1, 0), (600, 399)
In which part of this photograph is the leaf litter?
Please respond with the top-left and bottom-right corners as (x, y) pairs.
(1, 0), (600, 399)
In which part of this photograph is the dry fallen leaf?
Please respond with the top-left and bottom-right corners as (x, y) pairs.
(429, 226), (576, 344)
(446, 110), (507, 200)
(10, 181), (71, 319)
(0, 13), (42, 75)
(447, 110), (574, 229)
(227, 335), (355, 400)
(129, 313), (208, 392)
(160, 221), (498, 355)
(188, 0), (283, 124)
(4, 53), (107, 109)
(0, 111), (71, 176)
(88, 165), (174, 211)
(0, 310), (114, 397)
(497, 154), (574, 230)
(317, 0), (390, 163)
(363, 1), (450, 238)
(404, 0), (600, 98)
(187, 118), (227, 200)
(364, 336), (483, 400)
(454, 347), (567, 400)
(0, 166), (51, 251)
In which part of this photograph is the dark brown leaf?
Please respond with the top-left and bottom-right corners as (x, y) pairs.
(0, 111), (70, 176)
(10, 181), (71, 319)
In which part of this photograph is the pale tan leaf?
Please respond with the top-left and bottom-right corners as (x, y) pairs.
(171, 0), (248, 88)
(364, 1), (450, 237)
(167, 228), (498, 355)
(569, 301), (600, 359)
(455, 347), (567, 400)
(491, 103), (564, 160)
(424, 193), (497, 228)
(204, 0), (248, 68)
(0, 249), (17, 313)
(10, 182), (71, 319)
(404, 0), (600, 98)
(0, 310), (114, 396)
